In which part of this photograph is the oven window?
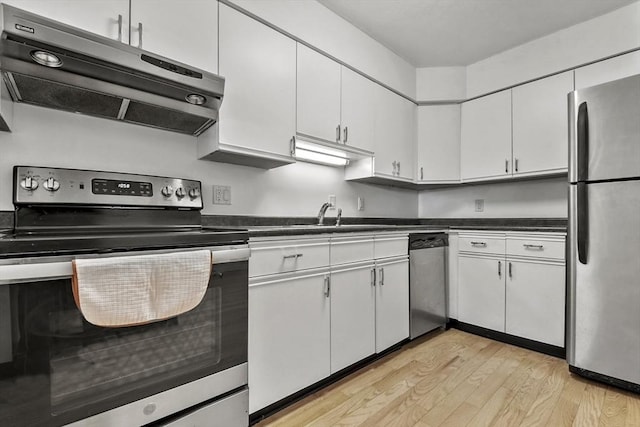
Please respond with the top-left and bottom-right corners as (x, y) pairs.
(0, 260), (247, 426)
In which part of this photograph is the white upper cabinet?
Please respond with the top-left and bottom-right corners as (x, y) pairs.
(416, 104), (461, 183)
(216, 4), (295, 163)
(575, 50), (640, 90)
(511, 71), (574, 176)
(461, 90), (512, 181)
(341, 67), (376, 152)
(129, 0), (217, 73)
(296, 44), (342, 143)
(4, 0), (129, 41)
(374, 86), (415, 180)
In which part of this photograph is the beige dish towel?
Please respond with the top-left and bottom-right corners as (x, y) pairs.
(72, 249), (212, 327)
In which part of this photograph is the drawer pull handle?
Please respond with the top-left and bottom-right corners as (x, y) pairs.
(498, 261), (502, 277)
(470, 241), (487, 247)
(523, 244), (544, 250)
(324, 275), (331, 298)
(371, 268), (376, 287)
(508, 261), (513, 278)
(283, 253), (304, 260)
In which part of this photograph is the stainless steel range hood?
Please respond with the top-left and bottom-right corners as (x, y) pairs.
(0, 4), (224, 136)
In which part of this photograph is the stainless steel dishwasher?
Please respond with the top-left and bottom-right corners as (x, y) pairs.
(409, 233), (448, 339)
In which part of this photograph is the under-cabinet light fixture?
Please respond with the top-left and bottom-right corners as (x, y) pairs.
(294, 140), (350, 166)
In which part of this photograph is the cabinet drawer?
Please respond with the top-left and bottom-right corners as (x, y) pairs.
(506, 237), (565, 260)
(330, 236), (374, 265)
(374, 234), (408, 259)
(249, 238), (330, 277)
(459, 236), (505, 255)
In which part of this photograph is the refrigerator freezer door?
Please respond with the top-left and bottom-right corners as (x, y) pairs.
(569, 73), (640, 183)
(568, 181), (640, 384)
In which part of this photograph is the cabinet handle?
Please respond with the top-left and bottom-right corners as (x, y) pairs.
(523, 244), (544, 250)
(379, 267), (384, 286)
(290, 136), (296, 156)
(470, 241), (487, 247)
(336, 124), (341, 142)
(371, 268), (376, 287)
(498, 261), (502, 277)
(420, 167), (424, 180)
(505, 159), (509, 173)
(508, 262), (513, 278)
(515, 158), (519, 172)
(324, 275), (330, 298)
(117, 14), (123, 42)
(343, 126), (348, 143)
(138, 22), (143, 48)
(283, 253), (303, 260)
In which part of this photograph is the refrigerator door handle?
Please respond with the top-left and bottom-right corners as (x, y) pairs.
(577, 102), (589, 182)
(577, 182), (589, 264)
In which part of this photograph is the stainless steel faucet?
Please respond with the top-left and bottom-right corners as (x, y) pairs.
(336, 208), (342, 226)
(317, 202), (331, 225)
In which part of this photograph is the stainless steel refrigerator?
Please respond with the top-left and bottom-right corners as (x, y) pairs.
(567, 73), (640, 392)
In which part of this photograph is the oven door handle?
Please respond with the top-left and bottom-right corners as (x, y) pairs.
(0, 246), (251, 285)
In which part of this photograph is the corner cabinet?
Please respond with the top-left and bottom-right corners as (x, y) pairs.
(198, 4), (296, 169)
(416, 104), (461, 183)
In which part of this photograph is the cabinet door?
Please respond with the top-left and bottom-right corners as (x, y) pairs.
(218, 4), (295, 158)
(375, 258), (409, 352)
(460, 90), (512, 181)
(130, 0), (217, 73)
(575, 50), (640, 90)
(458, 255), (505, 332)
(374, 87), (415, 179)
(248, 272), (330, 413)
(296, 44), (341, 143)
(506, 261), (565, 347)
(416, 104), (461, 182)
(330, 265), (376, 373)
(5, 0), (129, 41)
(341, 67), (375, 152)
(512, 71), (573, 176)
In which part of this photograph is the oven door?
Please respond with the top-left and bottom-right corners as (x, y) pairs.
(0, 245), (249, 427)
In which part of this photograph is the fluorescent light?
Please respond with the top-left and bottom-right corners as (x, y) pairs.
(295, 140), (349, 166)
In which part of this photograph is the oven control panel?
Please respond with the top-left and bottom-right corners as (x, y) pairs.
(13, 166), (203, 208)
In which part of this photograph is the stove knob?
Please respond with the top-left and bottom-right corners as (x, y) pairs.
(20, 176), (39, 191)
(43, 177), (60, 192)
(161, 185), (174, 197)
(175, 187), (186, 199)
(188, 187), (200, 200)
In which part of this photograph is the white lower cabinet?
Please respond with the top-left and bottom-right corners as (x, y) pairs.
(375, 257), (410, 352)
(330, 262), (376, 373)
(248, 269), (330, 413)
(458, 255), (506, 331)
(457, 231), (566, 348)
(505, 260), (565, 347)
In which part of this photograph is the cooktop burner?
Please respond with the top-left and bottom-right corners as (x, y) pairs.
(2, 166), (249, 258)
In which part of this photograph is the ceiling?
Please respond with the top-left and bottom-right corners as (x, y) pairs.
(317, 0), (638, 67)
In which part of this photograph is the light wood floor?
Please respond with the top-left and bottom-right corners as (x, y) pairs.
(254, 329), (640, 427)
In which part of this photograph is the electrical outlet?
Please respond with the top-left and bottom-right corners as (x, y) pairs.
(213, 185), (231, 205)
(328, 194), (336, 210)
(357, 196), (365, 211)
(474, 199), (484, 212)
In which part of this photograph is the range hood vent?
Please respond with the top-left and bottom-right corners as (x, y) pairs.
(0, 4), (224, 136)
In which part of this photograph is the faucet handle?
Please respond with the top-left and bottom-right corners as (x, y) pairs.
(336, 208), (342, 226)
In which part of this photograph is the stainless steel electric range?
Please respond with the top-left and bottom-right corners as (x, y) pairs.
(0, 166), (249, 427)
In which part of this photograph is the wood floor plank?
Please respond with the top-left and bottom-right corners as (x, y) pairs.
(573, 382), (608, 427)
(598, 388), (627, 427)
(254, 330), (640, 427)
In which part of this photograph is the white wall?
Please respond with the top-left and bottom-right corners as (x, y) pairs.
(416, 67), (466, 102)
(418, 178), (567, 218)
(228, 0), (416, 98)
(466, 1), (640, 97)
(0, 104), (418, 217)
